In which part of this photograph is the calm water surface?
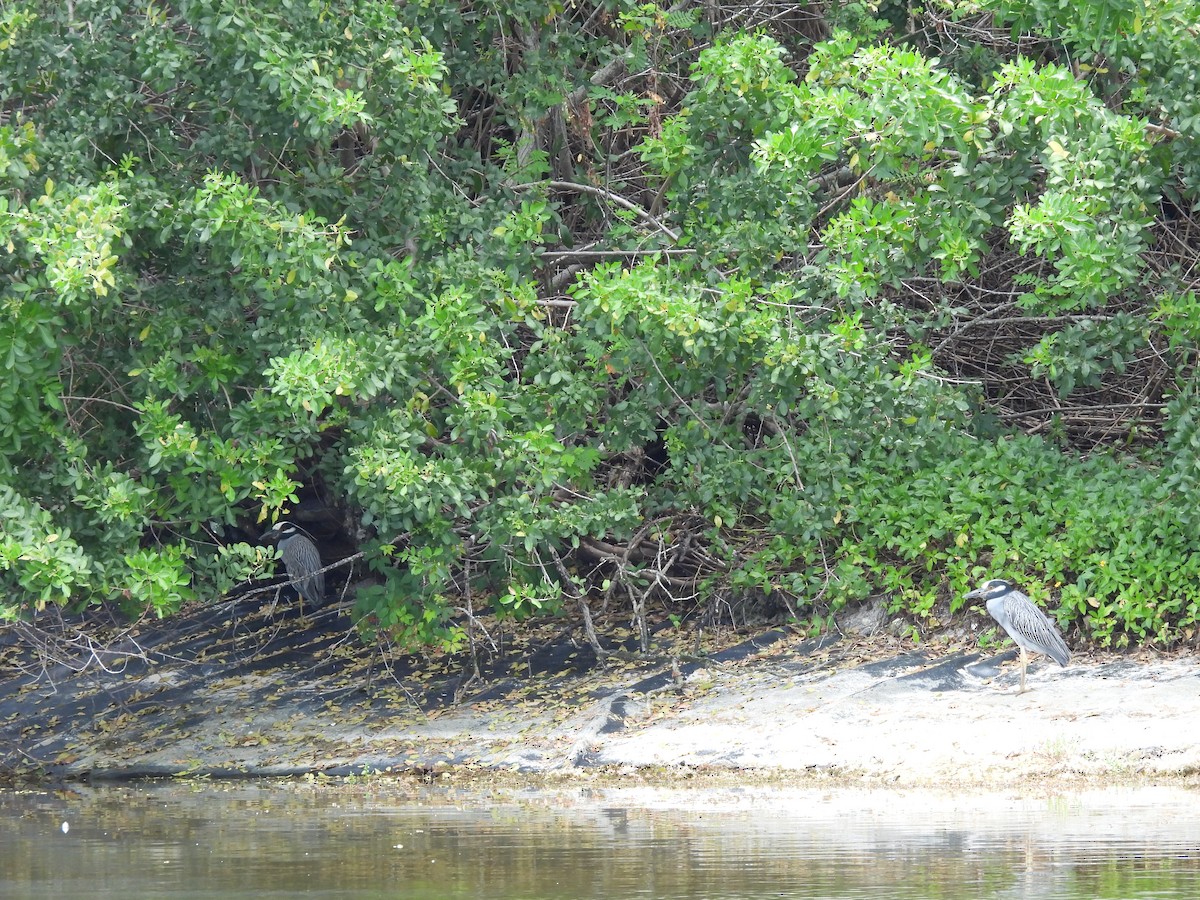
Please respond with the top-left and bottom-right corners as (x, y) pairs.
(1, 780), (1198, 899)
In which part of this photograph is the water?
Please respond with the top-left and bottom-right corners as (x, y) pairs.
(1, 780), (1198, 898)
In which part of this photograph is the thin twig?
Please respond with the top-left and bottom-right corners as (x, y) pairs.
(514, 179), (681, 242)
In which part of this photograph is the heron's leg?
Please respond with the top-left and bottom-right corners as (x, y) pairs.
(1018, 648), (1028, 694)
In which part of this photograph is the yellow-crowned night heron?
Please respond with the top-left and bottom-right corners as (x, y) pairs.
(965, 578), (1069, 693)
(264, 521), (325, 611)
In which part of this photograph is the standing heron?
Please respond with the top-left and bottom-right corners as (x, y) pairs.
(264, 521), (325, 612)
(965, 578), (1070, 693)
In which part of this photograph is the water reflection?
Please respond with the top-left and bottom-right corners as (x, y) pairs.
(1, 781), (1198, 899)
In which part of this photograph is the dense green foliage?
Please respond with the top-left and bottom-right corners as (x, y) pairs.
(4, 0), (1200, 650)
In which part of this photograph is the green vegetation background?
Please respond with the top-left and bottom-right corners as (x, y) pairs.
(3, 0), (1200, 650)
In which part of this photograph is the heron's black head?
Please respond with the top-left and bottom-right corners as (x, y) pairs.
(964, 578), (1013, 600)
(263, 521), (299, 542)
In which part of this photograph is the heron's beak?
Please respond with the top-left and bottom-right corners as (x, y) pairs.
(963, 588), (983, 600)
